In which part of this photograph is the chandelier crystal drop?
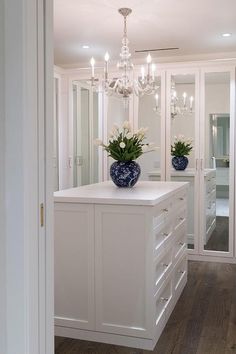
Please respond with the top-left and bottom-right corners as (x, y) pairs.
(90, 8), (159, 100)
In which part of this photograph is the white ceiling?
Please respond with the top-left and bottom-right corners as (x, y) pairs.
(54, 0), (236, 67)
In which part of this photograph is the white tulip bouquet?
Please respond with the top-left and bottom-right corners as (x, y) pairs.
(94, 121), (158, 162)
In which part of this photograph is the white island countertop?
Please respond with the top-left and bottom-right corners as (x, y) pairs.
(148, 168), (216, 177)
(54, 181), (188, 206)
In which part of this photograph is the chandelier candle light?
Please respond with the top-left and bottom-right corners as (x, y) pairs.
(90, 8), (159, 100)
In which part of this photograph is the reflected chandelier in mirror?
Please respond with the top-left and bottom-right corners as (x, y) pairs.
(171, 80), (194, 119)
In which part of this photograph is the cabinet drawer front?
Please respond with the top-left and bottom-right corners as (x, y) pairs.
(155, 279), (172, 326)
(173, 207), (187, 231)
(173, 190), (187, 212)
(154, 223), (173, 256)
(154, 248), (173, 293)
(174, 255), (187, 293)
(173, 223), (187, 262)
(153, 201), (172, 229)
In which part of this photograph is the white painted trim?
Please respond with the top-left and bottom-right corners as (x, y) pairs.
(0, 0), (6, 351)
(188, 254), (236, 264)
(44, 0), (54, 353)
(55, 326), (155, 351)
(1, 1), (53, 353)
(199, 66), (235, 258)
(58, 55), (236, 72)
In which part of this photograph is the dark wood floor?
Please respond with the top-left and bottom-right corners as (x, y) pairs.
(205, 216), (229, 252)
(55, 261), (236, 354)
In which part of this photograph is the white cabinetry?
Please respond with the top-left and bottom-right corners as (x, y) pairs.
(54, 181), (188, 350)
(54, 203), (95, 330)
(148, 169), (216, 248)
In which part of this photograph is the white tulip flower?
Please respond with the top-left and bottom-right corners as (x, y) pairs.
(119, 142), (126, 149)
(123, 120), (131, 131)
(142, 145), (149, 152)
(126, 132), (133, 139)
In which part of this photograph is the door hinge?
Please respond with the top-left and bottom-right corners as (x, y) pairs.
(40, 203), (44, 227)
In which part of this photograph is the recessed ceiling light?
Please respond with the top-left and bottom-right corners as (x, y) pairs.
(82, 45), (90, 49)
(222, 33), (232, 37)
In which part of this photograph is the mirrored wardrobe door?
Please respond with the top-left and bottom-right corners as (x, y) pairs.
(200, 69), (235, 256)
(137, 75), (164, 181)
(166, 70), (200, 252)
(53, 77), (59, 191)
(72, 81), (99, 187)
(105, 95), (130, 179)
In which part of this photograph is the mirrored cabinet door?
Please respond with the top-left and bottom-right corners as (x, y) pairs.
(106, 96), (129, 178)
(72, 81), (99, 187)
(137, 75), (163, 180)
(53, 77), (59, 191)
(201, 70), (234, 256)
(167, 71), (199, 251)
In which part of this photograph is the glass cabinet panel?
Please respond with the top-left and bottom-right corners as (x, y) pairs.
(53, 77), (59, 191)
(203, 72), (230, 252)
(169, 73), (196, 250)
(73, 81), (99, 187)
(138, 76), (162, 180)
(106, 96), (129, 176)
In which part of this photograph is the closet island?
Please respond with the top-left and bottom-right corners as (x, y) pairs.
(54, 181), (188, 350)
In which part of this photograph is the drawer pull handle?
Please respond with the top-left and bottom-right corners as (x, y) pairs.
(162, 232), (169, 238)
(179, 197), (184, 201)
(162, 208), (168, 213)
(162, 263), (169, 268)
(160, 297), (169, 302)
(179, 242), (185, 246)
(178, 270), (184, 274)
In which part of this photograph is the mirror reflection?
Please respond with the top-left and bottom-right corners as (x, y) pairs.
(204, 72), (230, 252)
(72, 80), (99, 187)
(170, 74), (196, 250)
(53, 77), (59, 191)
(138, 76), (161, 180)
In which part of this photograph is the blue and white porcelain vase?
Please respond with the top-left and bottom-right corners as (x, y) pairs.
(172, 156), (189, 171)
(110, 161), (141, 188)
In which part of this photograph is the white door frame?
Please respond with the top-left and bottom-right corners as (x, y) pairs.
(0, 0), (54, 353)
(199, 66), (236, 258)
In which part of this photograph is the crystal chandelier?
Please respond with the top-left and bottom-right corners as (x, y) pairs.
(170, 80), (194, 119)
(90, 8), (159, 100)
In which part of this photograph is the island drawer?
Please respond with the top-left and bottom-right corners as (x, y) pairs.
(154, 248), (173, 293)
(154, 277), (172, 328)
(153, 200), (173, 229)
(173, 255), (187, 295)
(154, 223), (173, 256)
(173, 223), (187, 263)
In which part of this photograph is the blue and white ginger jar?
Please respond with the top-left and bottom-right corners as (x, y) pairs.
(110, 161), (141, 188)
(172, 156), (189, 170)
